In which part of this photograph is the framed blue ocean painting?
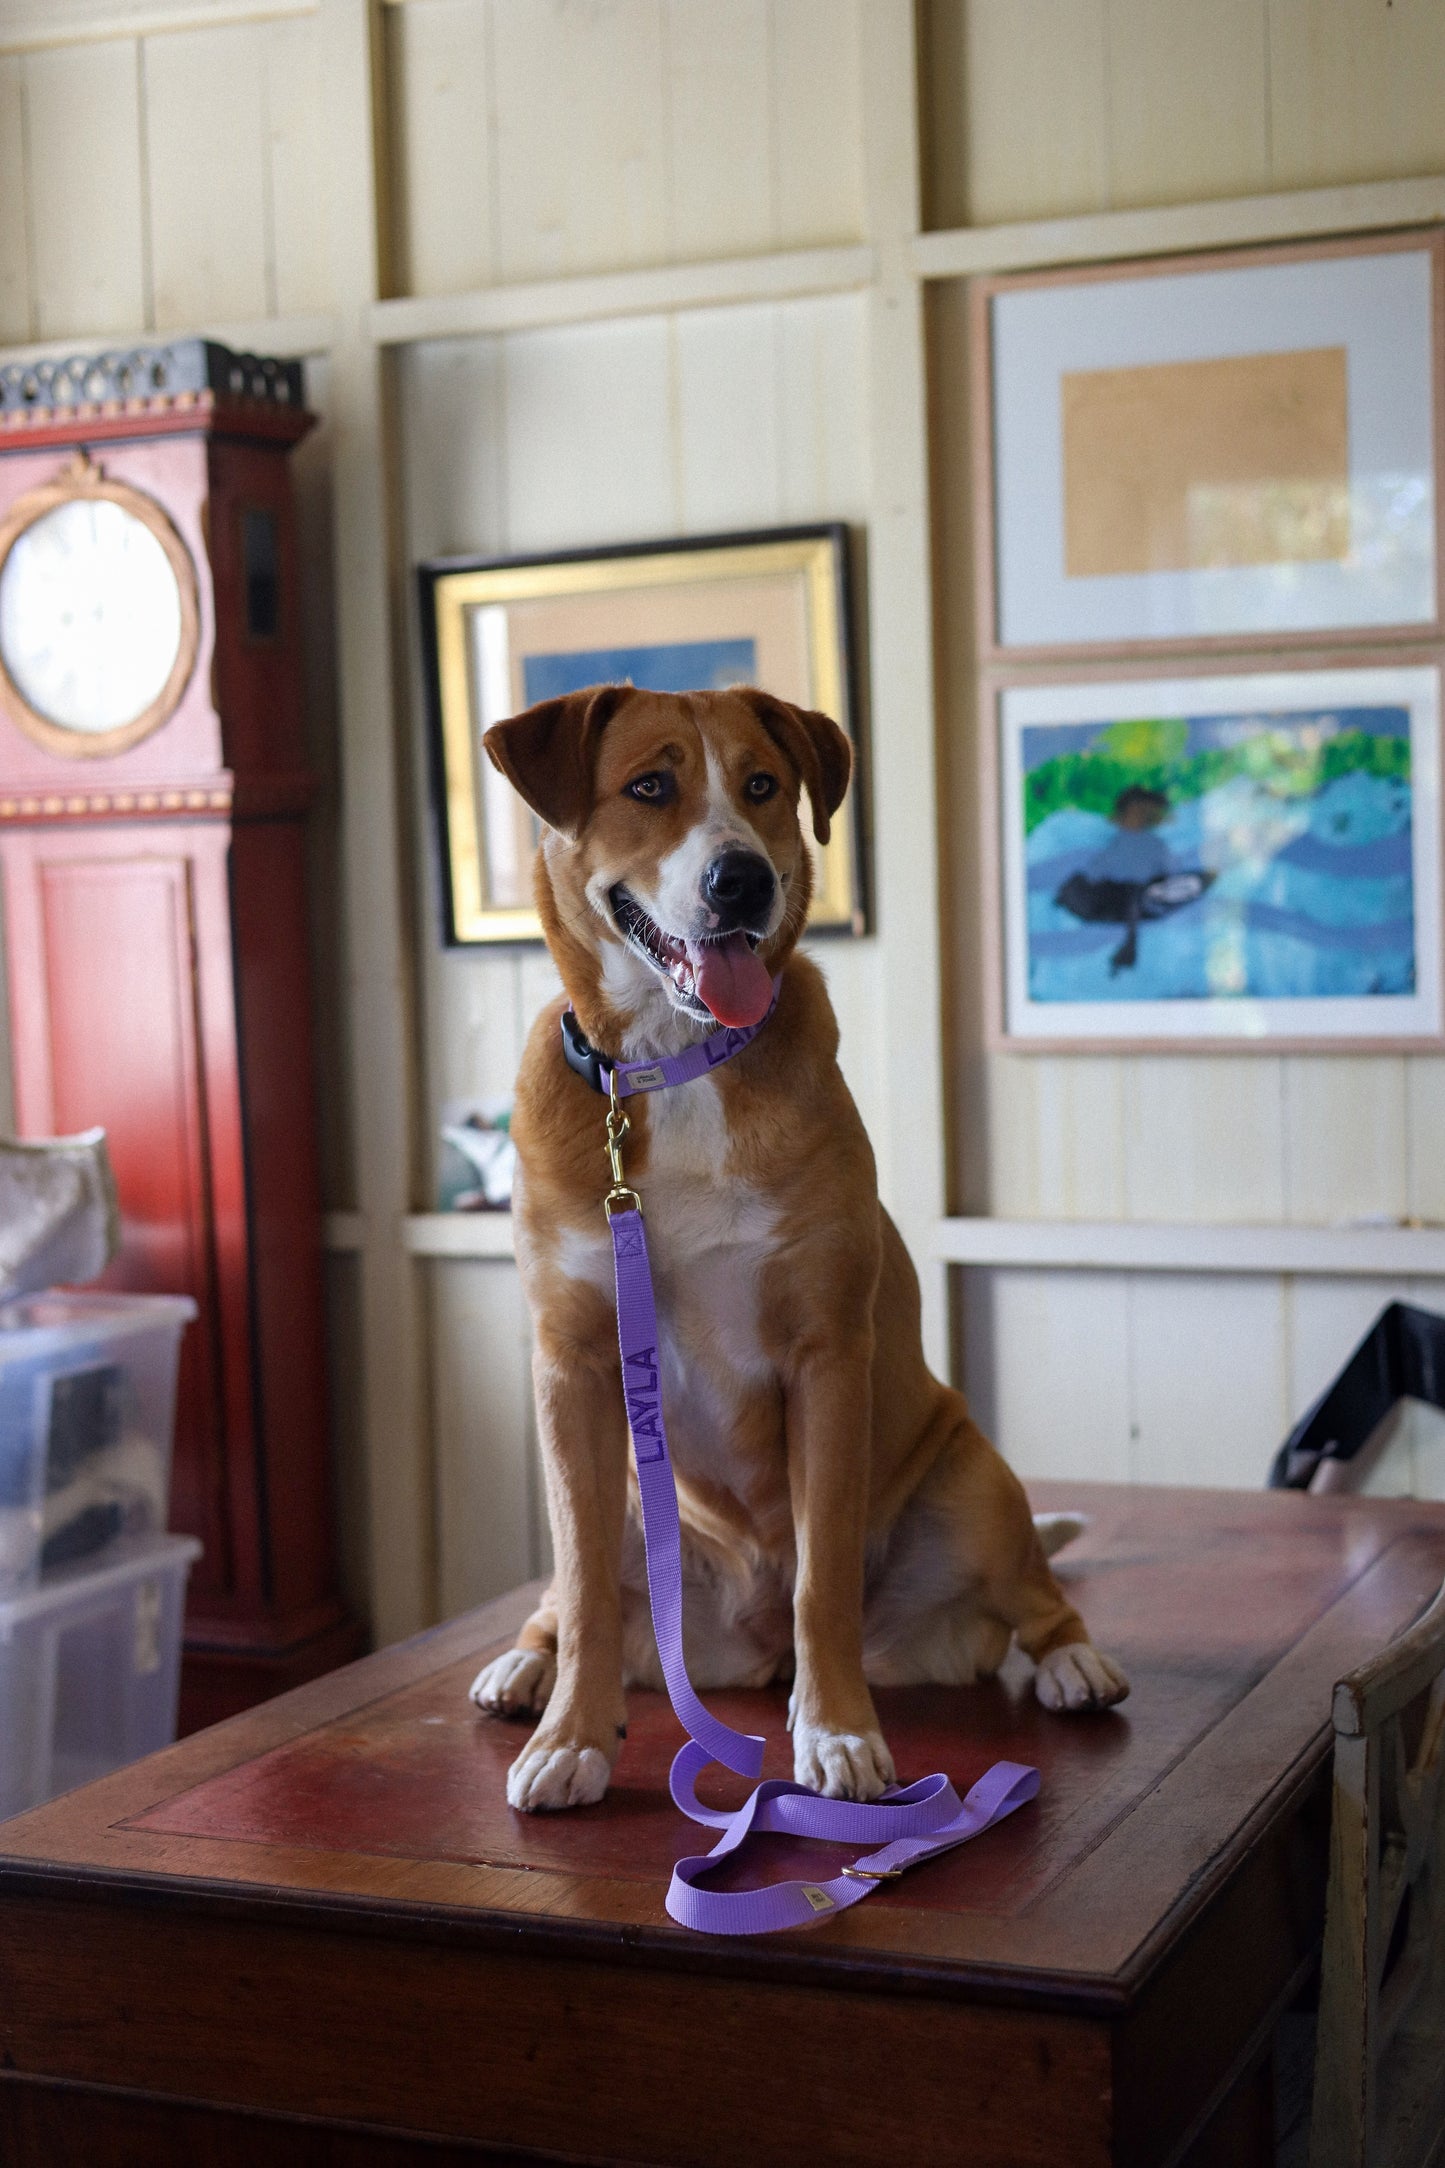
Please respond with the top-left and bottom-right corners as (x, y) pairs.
(418, 528), (862, 944)
(995, 665), (1442, 1046)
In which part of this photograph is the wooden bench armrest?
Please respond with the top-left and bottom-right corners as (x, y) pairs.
(1331, 1575), (1445, 1737)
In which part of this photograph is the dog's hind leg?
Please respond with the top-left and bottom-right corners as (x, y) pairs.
(864, 1402), (1128, 1711)
(998, 1537), (1130, 1711)
(469, 1595), (558, 1718)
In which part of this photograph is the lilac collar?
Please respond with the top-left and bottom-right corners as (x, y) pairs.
(561, 977), (781, 1098)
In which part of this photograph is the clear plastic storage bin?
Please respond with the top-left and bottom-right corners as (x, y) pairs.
(0, 1291), (194, 1595)
(0, 1531), (201, 1820)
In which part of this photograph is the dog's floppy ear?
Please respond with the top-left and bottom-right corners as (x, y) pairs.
(738, 689), (852, 845)
(482, 684), (632, 840)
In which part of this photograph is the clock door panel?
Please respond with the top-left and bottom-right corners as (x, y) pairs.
(1, 828), (251, 1606)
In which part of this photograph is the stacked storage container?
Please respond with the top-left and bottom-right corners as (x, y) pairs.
(0, 1293), (198, 1819)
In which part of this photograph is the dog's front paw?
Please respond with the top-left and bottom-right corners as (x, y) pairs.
(1035, 1642), (1129, 1712)
(506, 1737), (613, 1813)
(470, 1646), (556, 1718)
(792, 1721), (896, 1802)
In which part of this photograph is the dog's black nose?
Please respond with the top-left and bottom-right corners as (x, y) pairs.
(702, 849), (775, 928)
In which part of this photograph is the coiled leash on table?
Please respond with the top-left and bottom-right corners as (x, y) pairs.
(563, 995), (1039, 1936)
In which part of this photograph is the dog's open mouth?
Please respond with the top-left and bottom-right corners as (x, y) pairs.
(609, 887), (773, 1028)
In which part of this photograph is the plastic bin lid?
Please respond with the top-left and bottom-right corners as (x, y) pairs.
(0, 1530), (202, 1634)
(0, 1290), (197, 1359)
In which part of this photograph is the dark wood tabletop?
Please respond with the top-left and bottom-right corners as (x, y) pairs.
(3, 1481), (1444, 2168)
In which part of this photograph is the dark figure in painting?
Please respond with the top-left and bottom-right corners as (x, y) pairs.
(1054, 786), (1214, 975)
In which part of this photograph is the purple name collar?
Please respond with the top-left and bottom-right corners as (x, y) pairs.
(561, 977), (781, 1098)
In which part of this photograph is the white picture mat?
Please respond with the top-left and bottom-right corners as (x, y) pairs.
(992, 250), (1436, 648)
(999, 665), (1442, 1044)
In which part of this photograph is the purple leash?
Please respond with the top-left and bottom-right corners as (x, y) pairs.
(584, 1005), (1039, 1936)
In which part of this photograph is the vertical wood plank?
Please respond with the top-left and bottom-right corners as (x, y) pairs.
(665, 0), (773, 259)
(144, 22), (271, 328)
(397, 333), (514, 1205)
(986, 1056), (1127, 1219)
(429, 953), (526, 1115)
(1266, 0), (1445, 192)
(770, 0), (864, 246)
(810, 942), (888, 1166)
(925, 274), (991, 1214)
(1122, 1059), (1286, 1224)
(1128, 1274), (1287, 1488)
(399, 335), (508, 558)
(1104, 0), (1270, 209)
(0, 58), (31, 343)
(385, 0), (494, 299)
(672, 303), (781, 533)
(987, 1270), (1132, 1480)
(317, 0), (433, 1641)
(292, 353), (355, 1216)
(24, 39), (147, 338)
(490, 0), (669, 282)
(859, 0), (948, 1370)
(264, 10), (334, 316)
(430, 1259), (539, 1613)
(1405, 1059), (1445, 1225)
(1282, 1060), (1409, 1226)
(775, 291), (870, 521)
(925, 0), (1110, 229)
(501, 317), (675, 554)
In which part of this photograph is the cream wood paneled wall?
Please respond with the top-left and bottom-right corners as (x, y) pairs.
(0, 10), (333, 342)
(925, 0), (1445, 1503)
(5, 0), (1445, 1638)
(385, 0), (864, 292)
(923, 0), (1445, 229)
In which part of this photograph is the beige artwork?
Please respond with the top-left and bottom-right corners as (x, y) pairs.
(1061, 346), (1351, 577)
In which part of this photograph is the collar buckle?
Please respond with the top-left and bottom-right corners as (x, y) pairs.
(561, 1008), (607, 1094)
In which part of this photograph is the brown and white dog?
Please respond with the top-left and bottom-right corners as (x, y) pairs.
(470, 683), (1128, 1812)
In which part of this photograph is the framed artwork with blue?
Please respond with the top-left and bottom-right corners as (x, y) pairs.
(990, 662), (1443, 1049)
(417, 527), (862, 944)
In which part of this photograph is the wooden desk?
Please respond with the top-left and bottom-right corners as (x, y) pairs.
(2, 1483), (1443, 2168)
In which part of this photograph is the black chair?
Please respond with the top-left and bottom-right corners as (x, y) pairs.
(1269, 1304), (1445, 1494)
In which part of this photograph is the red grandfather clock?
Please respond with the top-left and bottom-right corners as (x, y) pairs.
(0, 340), (361, 1728)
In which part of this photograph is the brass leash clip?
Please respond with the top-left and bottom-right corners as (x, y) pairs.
(603, 1065), (642, 1220)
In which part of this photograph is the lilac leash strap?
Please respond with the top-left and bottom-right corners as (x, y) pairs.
(607, 1201), (1040, 1936)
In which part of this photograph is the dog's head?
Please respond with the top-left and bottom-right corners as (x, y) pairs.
(483, 684), (850, 1038)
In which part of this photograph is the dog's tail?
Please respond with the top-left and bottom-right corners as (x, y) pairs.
(1033, 1511), (1088, 1559)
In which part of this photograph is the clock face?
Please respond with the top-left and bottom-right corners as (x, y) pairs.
(0, 496), (185, 737)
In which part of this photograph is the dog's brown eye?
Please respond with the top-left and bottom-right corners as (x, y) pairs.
(626, 772), (674, 805)
(745, 772), (778, 802)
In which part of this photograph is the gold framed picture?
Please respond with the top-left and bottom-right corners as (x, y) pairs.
(418, 525), (865, 945)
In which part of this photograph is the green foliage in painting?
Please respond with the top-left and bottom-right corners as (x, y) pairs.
(1023, 721), (1411, 834)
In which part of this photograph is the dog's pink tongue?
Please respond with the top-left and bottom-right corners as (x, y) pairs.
(689, 932), (773, 1028)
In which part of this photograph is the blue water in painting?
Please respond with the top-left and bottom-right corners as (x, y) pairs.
(523, 637), (757, 703)
(1027, 769), (1417, 1003)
